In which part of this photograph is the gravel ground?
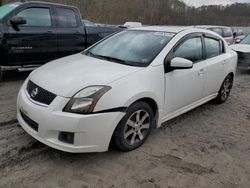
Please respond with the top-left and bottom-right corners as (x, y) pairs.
(0, 68), (249, 188)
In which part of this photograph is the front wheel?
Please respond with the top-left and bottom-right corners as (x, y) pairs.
(214, 74), (233, 104)
(114, 102), (155, 152)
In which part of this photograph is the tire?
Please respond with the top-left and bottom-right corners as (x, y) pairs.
(114, 101), (155, 152)
(214, 74), (233, 104)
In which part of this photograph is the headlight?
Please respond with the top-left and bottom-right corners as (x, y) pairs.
(63, 86), (111, 114)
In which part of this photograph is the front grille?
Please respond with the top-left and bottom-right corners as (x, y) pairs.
(20, 111), (39, 132)
(26, 80), (57, 105)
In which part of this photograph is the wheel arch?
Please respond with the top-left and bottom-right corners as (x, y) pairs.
(109, 96), (160, 150)
(228, 72), (234, 80)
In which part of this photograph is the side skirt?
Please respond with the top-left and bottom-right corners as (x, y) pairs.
(160, 93), (218, 125)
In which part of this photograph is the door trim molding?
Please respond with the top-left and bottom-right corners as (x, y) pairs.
(161, 93), (218, 124)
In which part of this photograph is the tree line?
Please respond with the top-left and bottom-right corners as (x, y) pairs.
(2, 0), (250, 26)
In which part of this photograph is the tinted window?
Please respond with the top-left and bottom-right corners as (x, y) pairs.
(56, 8), (77, 27)
(174, 37), (203, 62)
(205, 37), (222, 58)
(87, 30), (174, 66)
(208, 28), (222, 36)
(17, 8), (51, 27)
(222, 28), (233, 38)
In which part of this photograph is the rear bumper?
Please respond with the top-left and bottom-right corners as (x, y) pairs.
(17, 85), (125, 153)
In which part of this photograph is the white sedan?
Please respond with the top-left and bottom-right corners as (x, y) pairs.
(17, 26), (237, 153)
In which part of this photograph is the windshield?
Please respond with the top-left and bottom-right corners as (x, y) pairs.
(0, 4), (19, 20)
(84, 30), (175, 66)
(240, 34), (250, 44)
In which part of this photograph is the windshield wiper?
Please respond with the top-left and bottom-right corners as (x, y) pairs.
(86, 51), (145, 67)
(87, 51), (127, 64)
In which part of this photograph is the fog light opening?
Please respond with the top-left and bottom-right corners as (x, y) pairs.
(58, 132), (75, 144)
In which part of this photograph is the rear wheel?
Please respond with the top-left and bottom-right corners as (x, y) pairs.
(114, 102), (155, 151)
(214, 74), (233, 104)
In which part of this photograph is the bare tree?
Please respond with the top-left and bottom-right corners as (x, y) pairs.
(2, 0), (250, 26)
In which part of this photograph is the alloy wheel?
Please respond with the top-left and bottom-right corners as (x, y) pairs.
(221, 77), (232, 101)
(124, 110), (150, 146)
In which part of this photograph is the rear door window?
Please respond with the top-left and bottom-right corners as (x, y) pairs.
(174, 37), (203, 62)
(56, 7), (78, 27)
(205, 37), (223, 58)
(17, 7), (52, 27)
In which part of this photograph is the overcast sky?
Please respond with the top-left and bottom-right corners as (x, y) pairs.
(182, 0), (250, 7)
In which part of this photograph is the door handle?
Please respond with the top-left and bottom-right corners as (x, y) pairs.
(198, 69), (206, 76)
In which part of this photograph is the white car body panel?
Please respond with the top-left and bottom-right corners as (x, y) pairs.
(17, 26), (238, 153)
(17, 81), (125, 153)
(29, 54), (143, 97)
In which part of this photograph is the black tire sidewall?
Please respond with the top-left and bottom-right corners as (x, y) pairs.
(114, 101), (155, 151)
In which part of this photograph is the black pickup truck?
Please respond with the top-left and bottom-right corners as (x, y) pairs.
(0, 1), (123, 80)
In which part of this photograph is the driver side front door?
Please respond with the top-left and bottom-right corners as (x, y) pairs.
(6, 5), (57, 65)
(163, 34), (207, 121)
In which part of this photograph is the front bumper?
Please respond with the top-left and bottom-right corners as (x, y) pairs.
(17, 86), (125, 153)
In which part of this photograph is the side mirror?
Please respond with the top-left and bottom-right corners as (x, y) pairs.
(235, 38), (242, 44)
(10, 16), (27, 31)
(170, 57), (193, 69)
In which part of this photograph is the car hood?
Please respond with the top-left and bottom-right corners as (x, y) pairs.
(230, 44), (250, 53)
(29, 53), (143, 97)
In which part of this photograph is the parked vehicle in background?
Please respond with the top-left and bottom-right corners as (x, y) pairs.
(82, 19), (123, 46)
(123, 22), (142, 28)
(0, 2), (121, 81)
(231, 34), (250, 69)
(232, 28), (246, 43)
(195, 25), (234, 45)
(17, 26), (237, 153)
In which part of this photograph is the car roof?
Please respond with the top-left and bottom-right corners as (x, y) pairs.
(16, 1), (77, 9)
(195, 25), (231, 29)
(130, 26), (209, 34)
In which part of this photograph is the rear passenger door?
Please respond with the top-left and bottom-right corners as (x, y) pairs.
(54, 6), (86, 58)
(202, 35), (228, 97)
